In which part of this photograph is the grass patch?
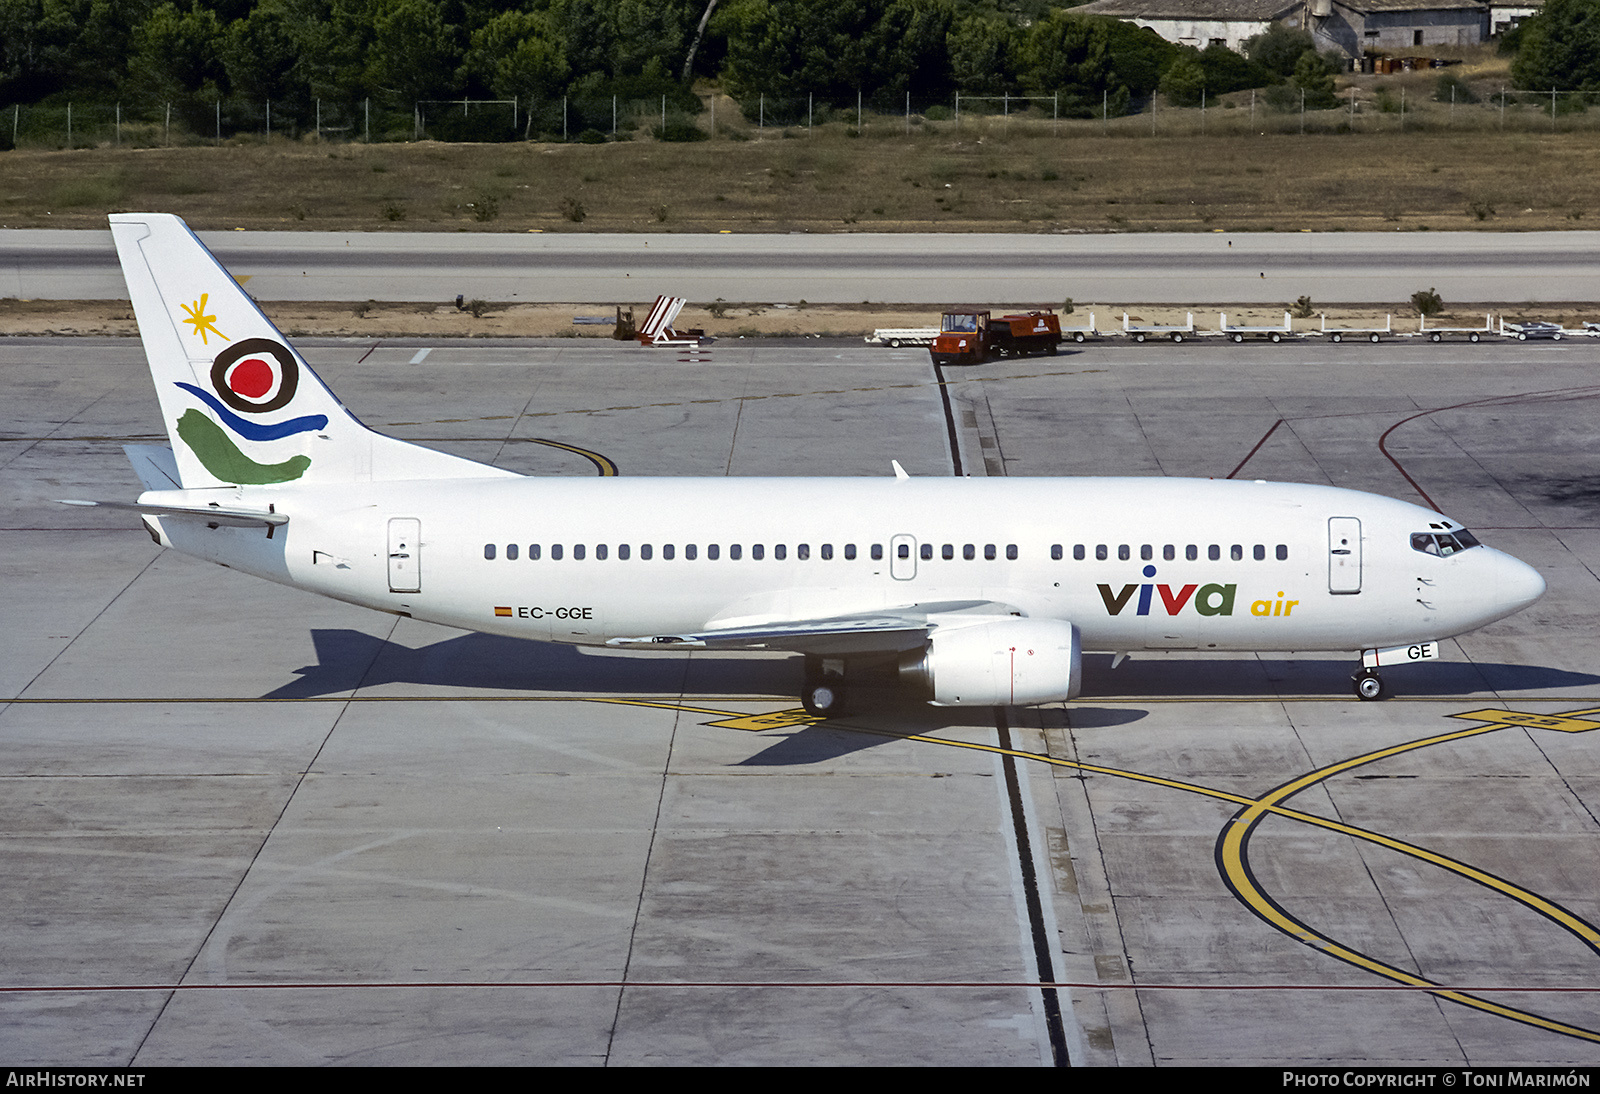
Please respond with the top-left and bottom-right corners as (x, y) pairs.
(140, 170), (212, 195)
(47, 171), (126, 207)
(8, 115), (1600, 233)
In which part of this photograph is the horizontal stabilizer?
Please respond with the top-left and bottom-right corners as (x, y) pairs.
(123, 445), (181, 491)
(60, 498), (288, 530)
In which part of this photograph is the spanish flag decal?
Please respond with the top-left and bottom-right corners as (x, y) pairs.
(494, 606), (513, 617)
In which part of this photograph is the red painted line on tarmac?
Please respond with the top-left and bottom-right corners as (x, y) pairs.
(1227, 383), (1600, 504)
(1377, 408), (1444, 511)
(1376, 384), (1600, 511)
(1226, 419), (1283, 479)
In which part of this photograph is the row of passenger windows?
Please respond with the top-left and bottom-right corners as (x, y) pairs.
(482, 543), (1020, 561)
(1058, 543), (1290, 562)
(483, 541), (1291, 562)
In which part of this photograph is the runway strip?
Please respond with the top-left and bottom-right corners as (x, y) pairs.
(7, 229), (1600, 303)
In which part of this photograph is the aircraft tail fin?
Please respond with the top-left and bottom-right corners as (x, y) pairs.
(109, 213), (515, 489)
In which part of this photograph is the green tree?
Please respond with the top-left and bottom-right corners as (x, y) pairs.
(0, 0), (153, 101)
(948, 13), (1016, 94)
(127, 1), (225, 122)
(1158, 53), (1205, 106)
(316, 0), (382, 103)
(1291, 49), (1339, 109)
(465, 9), (569, 104)
(364, 0), (463, 105)
(1018, 8), (1096, 93)
(1017, 11), (1176, 114)
(78, 0), (158, 98)
(545, 0), (703, 120)
(612, 0), (694, 81)
(1513, 0), (1600, 89)
(220, 2), (301, 106)
(556, 0), (618, 85)
(1245, 23), (1314, 77)
(1195, 42), (1274, 94)
(872, 0), (955, 105)
(719, 0), (901, 103)
(0, 0), (72, 100)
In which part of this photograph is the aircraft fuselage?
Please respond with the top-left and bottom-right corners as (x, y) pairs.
(144, 475), (1544, 657)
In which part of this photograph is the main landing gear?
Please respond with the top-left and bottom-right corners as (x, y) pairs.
(1351, 666), (1387, 701)
(801, 655), (847, 717)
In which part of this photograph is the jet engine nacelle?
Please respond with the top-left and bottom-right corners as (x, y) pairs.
(899, 619), (1082, 706)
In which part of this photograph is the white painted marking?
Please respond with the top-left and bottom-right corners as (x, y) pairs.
(410, 348), (432, 364)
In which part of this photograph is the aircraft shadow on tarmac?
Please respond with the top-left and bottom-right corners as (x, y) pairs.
(265, 629), (1598, 704)
(260, 631), (1598, 766)
(263, 628), (786, 699)
(1077, 654), (1600, 699)
(733, 705), (1148, 765)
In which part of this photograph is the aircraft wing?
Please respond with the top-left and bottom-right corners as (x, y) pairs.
(606, 600), (1015, 656)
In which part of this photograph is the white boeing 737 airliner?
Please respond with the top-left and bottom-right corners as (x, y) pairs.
(71, 214), (1546, 714)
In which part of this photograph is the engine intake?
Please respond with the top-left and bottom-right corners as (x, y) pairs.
(899, 619), (1081, 706)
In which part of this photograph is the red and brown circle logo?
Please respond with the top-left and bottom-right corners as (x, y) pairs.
(210, 339), (299, 414)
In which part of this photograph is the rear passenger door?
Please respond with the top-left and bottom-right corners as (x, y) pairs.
(388, 518), (421, 593)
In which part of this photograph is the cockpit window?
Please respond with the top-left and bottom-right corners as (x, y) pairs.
(1411, 530), (1480, 557)
(943, 313), (978, 332)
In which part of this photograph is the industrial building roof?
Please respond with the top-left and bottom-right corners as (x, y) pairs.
(1333, 0), (1488, 10)
(1073, 0), (1488, 16)
(1071, 0), (1302, 19)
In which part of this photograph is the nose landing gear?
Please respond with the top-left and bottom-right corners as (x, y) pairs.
(1352, 667), (1387, 701)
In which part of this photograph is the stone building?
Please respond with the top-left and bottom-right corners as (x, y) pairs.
(1070, 0), (1500, 58)
(1070, 0), (1304, 54)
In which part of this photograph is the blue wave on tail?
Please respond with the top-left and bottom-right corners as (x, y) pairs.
(176, 382), (329, 440)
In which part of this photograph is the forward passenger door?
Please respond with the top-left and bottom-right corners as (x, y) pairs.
(1328, 517), (1362, 594)
(890, 535), (917, 581)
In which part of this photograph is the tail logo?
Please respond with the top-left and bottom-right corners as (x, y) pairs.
(210, 339), (300, 413)
(173, 338), (329, 484)
(180, 294), (229, 345)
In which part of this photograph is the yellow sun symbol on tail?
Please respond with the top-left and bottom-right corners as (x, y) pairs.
(180, 294), (229, 345)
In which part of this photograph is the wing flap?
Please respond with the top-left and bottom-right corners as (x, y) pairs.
(606, 600), (1018, 656)
(610, 616), (929, 655)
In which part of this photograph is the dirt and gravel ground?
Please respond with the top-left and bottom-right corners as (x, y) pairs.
(1, 297), (1583, 340)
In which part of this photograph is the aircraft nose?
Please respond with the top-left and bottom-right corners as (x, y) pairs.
(1497, 552), (1546, 613)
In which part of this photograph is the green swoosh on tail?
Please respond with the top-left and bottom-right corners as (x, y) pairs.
(176, 409), (312, 484)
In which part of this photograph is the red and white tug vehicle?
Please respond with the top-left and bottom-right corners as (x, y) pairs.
(929, 309), (1061, 365)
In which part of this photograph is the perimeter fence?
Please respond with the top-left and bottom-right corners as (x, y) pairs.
(12, 84), (1600, 149)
